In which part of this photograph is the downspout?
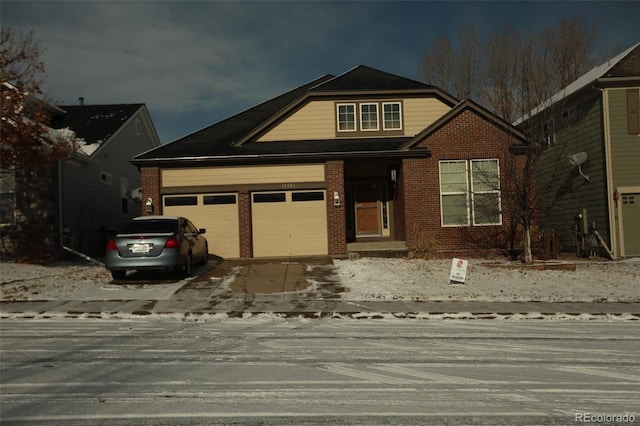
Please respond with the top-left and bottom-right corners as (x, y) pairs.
(598, 86), (619, 259)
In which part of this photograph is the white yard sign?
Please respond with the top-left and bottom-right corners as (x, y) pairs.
(449, 258), (468, 284)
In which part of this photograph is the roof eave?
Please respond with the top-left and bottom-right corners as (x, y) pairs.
(131, 148), (431, 167)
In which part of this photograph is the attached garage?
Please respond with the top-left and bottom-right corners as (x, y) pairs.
(252, 190), (328, 257)
(163, 193), (240, 259)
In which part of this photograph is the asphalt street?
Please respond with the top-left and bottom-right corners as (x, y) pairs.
(1, 318), (638, 425)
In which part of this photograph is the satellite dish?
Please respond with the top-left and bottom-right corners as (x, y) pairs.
(568, 152), (589, 181)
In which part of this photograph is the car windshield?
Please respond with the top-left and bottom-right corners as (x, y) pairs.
(118, 219), (178, 234)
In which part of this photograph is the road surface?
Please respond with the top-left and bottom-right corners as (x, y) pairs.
(1, 318), (638, 425)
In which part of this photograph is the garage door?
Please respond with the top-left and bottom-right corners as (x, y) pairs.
(163, 194), (240, 259)
(252, 190), (328, 257)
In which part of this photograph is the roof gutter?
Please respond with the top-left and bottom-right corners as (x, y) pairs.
(131, 148), (431, 167)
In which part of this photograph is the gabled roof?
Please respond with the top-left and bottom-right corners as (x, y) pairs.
(51, 103), (144, 154)
(132, 66), (458, 166)
(402, 99), (527, 150)
(310, 65), (435, 92)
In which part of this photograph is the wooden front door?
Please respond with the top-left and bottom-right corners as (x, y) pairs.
(355, 181), (380, 235)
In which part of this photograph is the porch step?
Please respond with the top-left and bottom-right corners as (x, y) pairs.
(347, 241), (409, 259)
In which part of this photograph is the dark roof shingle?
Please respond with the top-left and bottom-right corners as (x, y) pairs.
(51, 104), (143, 146)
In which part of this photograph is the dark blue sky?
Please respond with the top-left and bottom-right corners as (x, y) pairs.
(3, 1), (639, 143)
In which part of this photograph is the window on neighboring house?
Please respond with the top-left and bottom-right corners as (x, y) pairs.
(439, 159), (502, 227)
(337, 104), (356, 132)
(135, 118), (141, 136)
(360, 103), (379, 131)
(0, 169), (16, 225)
(120, 178), (129, 215)
(627, 89), (640, 135)
(543, 120), (555, 145)
(471, 159), (502, 225)
(383, 102), (402, 130)
(100, 171), (112, 185)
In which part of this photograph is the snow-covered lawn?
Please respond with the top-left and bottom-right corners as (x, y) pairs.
(1, 257), (639, 303)
(334, 257), (640, 303)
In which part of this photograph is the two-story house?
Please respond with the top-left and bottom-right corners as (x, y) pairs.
(1, 101), (161, 259)
(132, 66), (528, 259)
(526, 43), (639, 259)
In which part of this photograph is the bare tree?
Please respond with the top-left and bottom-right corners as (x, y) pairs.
(420, 26), (483, 100)
(419, 19), (600, 263)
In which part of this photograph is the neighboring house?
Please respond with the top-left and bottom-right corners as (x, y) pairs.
(1, 101), (161, 258)
(132, 65), (528, 259)
(524, 43), (640, 259)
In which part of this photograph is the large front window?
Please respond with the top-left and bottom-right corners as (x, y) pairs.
(471, 159), (501, 225)
(440, 161), (470, 226)
(439, 159), (502, 226)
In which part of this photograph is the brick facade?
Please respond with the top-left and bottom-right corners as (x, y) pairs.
(140, 167), (161, 216)
(325, 161), (347, 257)
(403, 109), (524, 257)
(238, 190), (252, 258)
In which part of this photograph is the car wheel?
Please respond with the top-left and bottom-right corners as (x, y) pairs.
(111, 270), (126, 280)
(182, 253), (192, 278)
(201, 244), (209, 265)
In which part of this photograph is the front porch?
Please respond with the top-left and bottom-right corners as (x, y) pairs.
(346, 240), (409, 258)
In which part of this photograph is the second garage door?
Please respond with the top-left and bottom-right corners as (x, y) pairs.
(252, 190), (328, 257)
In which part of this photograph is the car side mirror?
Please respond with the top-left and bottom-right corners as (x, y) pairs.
(198, 228), (206, 234)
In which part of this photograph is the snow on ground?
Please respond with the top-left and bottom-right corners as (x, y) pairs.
(1, 257), (639, 303)
(334, 257), (640, 303)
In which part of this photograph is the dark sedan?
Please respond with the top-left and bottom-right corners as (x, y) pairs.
(105, 216), (208, 280)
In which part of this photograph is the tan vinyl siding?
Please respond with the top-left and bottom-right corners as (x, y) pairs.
(162, 164), (325, 187)
(257, 97), (452, 141)
(608, 89), (640, 188)
(258, 101), (335, 141)
(403, 98), (452, 136)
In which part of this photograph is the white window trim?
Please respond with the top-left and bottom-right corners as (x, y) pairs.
(382, 102), (402, 130)
(336, 103), (356, 132)
(470, 159), (503, 226)
(439, 160), (470, 227)
(359, 103), (379, 131)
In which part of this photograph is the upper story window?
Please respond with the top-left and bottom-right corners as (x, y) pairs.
(360, 103), (379, 131)
(337, 103), (356, 132)
(383, 102), (402, 130)
(335, 100), (403, 135)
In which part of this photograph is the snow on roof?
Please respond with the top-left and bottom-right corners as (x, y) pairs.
(515, 42), (640, 125)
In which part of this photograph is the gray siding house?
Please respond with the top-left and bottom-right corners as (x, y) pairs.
(1, 102), (161, 259)
(529, 43), (640, 258)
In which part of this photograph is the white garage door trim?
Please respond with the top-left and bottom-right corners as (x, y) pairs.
(163, 193), (240, 259)
(252, 190), (328, 257)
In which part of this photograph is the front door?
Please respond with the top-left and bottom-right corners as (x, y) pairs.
(355, 181), (380, 235)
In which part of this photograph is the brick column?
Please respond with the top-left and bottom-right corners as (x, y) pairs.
(325, 161), (347, 257)
(140, 167), (161, 216)
(238, 190), (252, 258)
